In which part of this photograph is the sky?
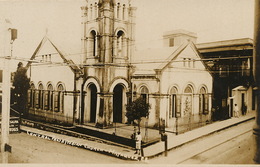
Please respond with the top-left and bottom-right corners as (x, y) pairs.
(0, 0), (255, 70)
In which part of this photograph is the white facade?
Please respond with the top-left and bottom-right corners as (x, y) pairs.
(132, 41), (213, 129)
(27, 37), (81, 124)
(26, 0), (213, 131)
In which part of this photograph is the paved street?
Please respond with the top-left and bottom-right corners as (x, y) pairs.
(181, 129), (255, 164)
(0, 132), (141, 164)
(147, 119), (256, 164)
(0, 112), (256, 164)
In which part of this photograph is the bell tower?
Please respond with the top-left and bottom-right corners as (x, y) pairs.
(81, 0), (136, 64)
(80, 0), (136, 127)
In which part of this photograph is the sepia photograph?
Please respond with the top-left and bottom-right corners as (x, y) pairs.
(0, 0), (259, 165)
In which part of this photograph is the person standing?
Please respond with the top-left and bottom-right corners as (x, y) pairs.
(234, 104), (239, 118)
(135, 132), (142, 155)
(242, 102), (247, 115)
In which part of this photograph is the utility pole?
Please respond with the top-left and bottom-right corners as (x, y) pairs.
(1, 19), (11, 164)
(253, 0), (260, 163)
(0, 19), (16, 163)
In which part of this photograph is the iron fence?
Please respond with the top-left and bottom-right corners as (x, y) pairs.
(28, 108), (73, 126)
(172, 114), (212, 134)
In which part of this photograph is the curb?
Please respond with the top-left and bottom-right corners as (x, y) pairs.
(20, 128), (140, 161)
(144, 116), (255, 160)
(20, 116), (255, 162)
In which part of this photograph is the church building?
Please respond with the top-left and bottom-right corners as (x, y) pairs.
(26, 0), (213, 132)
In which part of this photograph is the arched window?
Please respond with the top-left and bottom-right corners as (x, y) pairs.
(117, 3), (120, 19)
(122, 4), (126, 20)
(90, 4), (93, 19)
(183, 85), (193, 115)
(89, 30), (98, 57)
(116, 30), (126, 57)
(140, 86), (149, 103)
(199, 87), (209, 114)
(45, 84), (53, 111)
(94, 2), (98, 18)
(38, 83), (44, 110)
(184, 85), (193, 94)
(55, 84), (64, 113)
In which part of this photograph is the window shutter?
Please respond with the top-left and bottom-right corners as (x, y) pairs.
(35, 90), (39, 108)
(40, 90), (44, 110)
(28, 90), (31, 107)
(176, 95), (181, 117)
(60, 92), (64, 113)
(54, 91), (59, 112)
(204, 94), (209, 114)
(44, 91), (49, 110)
(199, 94), (202, 114)
(32, 90), (35, 108)
(49, 91), (53, 111)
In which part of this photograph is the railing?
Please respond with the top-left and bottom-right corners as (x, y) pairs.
(172, 114), (212, 134)
(28, 108), (73, 126)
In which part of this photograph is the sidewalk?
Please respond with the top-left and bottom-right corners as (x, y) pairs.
(144, 111), (255, 158)
(20, 111), (256, 161)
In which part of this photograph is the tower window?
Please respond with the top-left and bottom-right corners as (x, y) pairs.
(116, 30), (125, 57)
(117, 3), (120, 19)
(123, 4), (126, 20)
(89, 30), (98, 57)
(169, 38), (174, 47)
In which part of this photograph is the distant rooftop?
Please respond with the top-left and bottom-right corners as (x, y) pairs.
(196, 38), (253, 53)
(197, 38), (253, 49)
(163, 29), (197, 38)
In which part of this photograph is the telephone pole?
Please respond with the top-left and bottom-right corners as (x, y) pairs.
(0, 19), (16, 163)
(253, 0), (260, 163)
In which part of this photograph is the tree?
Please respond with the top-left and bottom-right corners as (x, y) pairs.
(126, 97), (150, 132)
(11, 62), (30, 116)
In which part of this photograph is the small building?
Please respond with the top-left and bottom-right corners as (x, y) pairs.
(230, 85), (251, 117)
(197, 38), (255, 120)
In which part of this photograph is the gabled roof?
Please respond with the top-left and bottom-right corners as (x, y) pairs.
(133, 41), (209, 75)
(25, 36), (82, 75)
(132, 46), (180, 75)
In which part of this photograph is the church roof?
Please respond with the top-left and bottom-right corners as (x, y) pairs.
(132, 41), (209, 76)
(25, 36), (82, 75)
(132, 41), (192, 75)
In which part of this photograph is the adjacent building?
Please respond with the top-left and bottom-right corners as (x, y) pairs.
(197, 38), (255, 120)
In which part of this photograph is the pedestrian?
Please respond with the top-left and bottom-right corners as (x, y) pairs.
(135, 131), (142, 155)
(211, 107), (216, 121)
(234, 104), (239, 118)
(242, 103), (247, 115)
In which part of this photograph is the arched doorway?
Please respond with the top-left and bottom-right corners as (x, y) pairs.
(84, 83), (97, 124)
(113, 84), (124, 123)
(89, 84), (97, 123)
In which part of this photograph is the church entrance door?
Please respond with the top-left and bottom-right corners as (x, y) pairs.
(83, 83), (97, 124)
(113, 84), (123, 123)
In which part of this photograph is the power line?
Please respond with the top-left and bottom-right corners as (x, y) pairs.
(1, 54), (252, 66)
